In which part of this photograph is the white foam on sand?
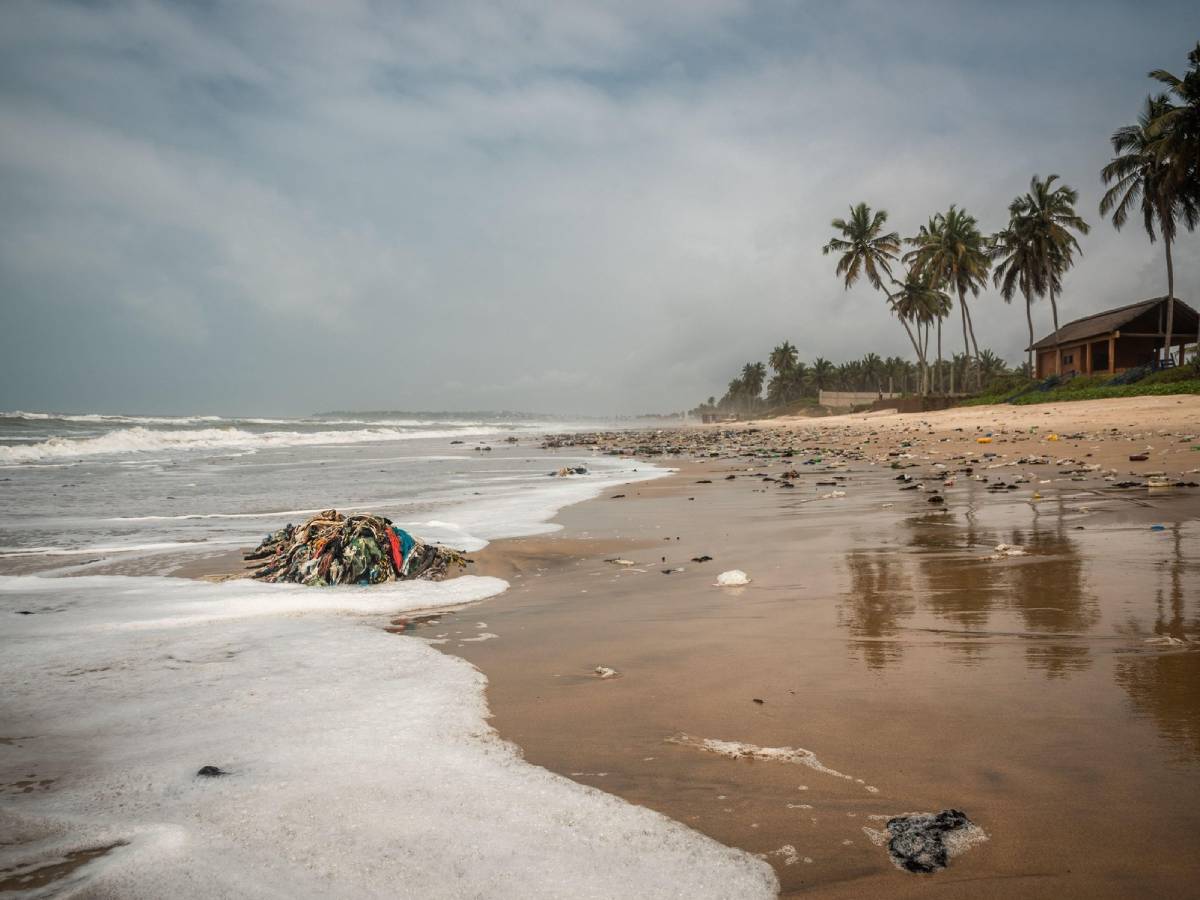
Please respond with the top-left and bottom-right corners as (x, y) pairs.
(0, 575), (776, 898)
(405, 460), (667, 551)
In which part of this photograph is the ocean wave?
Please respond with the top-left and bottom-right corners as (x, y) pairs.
(1, 410), (563, 430)
(1, 410), (226, 425)
(0, 425), (510, 464)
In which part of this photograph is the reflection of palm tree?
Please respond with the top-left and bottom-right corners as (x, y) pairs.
(1005, 499), (1098, 677)
(1115, 523), (1200, 762)
(1114, 654), (1200, 763)
(840, 550), (915, 670)
(906, 515), (1000, 633)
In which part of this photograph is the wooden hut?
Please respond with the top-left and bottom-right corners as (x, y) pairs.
(1028, 297), (1199, 379)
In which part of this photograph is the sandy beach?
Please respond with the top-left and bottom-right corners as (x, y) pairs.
(3, 397), (1198, 897)
(442, 396), (1200, 896)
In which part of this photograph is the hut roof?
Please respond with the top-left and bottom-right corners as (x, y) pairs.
(1029, 297), (1199, 350)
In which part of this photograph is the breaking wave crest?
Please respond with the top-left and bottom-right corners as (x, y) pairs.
(0, 425), (507, 464)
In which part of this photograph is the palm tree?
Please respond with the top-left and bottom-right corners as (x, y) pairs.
(861, 352), (884, 393)
(1101, 96), (1198, 366)
(890, 266), (950, 394)
(1148, 44), (1200, 357)
(1149, 43), (1200, 202)
(823, 203), (913, 361)
(1014, 175), (1089, 376)
(790, 361), (811, 398)
(991, 212), (1049, 377)
(927, 289), (953, 393)
(741, 362), (766, 406)
(977, 349), (1009, 385)
(823, 203), (901, 290)
(769, 341), (798, 378)
(904, 207), (991, 390)
(812, 357), (835, 392)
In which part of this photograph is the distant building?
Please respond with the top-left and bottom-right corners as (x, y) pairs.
(1028, 296), (1199, 379)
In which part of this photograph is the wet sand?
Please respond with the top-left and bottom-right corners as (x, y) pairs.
(438, 402), (1200, 897)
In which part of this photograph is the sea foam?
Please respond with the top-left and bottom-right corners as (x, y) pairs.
(0, 575), (776, 898)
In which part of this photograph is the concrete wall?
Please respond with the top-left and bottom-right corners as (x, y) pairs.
(818, 390), (900, 409)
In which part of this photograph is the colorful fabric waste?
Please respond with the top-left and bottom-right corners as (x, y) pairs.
(244, 509), (466, 586)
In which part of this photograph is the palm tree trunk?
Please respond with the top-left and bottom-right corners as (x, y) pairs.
(1164, 236), (1176, 366)
(963, 301), (982, 391)
(1047, 260), (1061, 377)
(959, 291), (971, 391)
(922, 321), (931, 395)
(1025, 292), (1035, 377)
(936, 318), (943, 394)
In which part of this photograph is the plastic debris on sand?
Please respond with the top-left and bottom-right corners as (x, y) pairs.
(716, 570), (750, 586)
(245, 509), (466, 586)
(862, 810), (988, 874)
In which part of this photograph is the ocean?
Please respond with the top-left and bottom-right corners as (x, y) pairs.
(0, 410), (778, 897)
(0, 410), (656, 567)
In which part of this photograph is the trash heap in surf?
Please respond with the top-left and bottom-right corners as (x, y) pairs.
(245, 510), (466, 585)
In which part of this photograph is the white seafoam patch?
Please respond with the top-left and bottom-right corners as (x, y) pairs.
(0, 575), (776, 898)
(666, 733), (878, 793)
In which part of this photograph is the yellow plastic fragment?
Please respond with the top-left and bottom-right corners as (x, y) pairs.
(976, 437), (992, 444)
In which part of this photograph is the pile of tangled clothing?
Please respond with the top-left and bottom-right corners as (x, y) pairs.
(245, 509), (466, 586)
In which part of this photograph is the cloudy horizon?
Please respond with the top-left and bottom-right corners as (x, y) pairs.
(2, 1), (1198, 417)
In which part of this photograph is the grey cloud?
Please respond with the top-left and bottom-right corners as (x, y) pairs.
(1, 1), (1198, 415)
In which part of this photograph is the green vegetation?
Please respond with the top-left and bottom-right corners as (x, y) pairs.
(960, 367), (1200, 407)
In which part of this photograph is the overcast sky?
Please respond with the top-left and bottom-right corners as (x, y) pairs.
(1, 1), (1198, 416)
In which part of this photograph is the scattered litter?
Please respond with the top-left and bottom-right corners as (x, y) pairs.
(196, 766), (227, 778)
(594, 666), (621, 679)
(245, 510), (465, 585)
(550, 466), (589, 477)
(762, 845), (800, 866)
(1129, 454), (1149, 462)
(691, 555), (713, 563)
(605, 558), (636, 566)
(863, 810), (987, 874)
(716, 570), (750, 586)
(1143, 635), (1190, 647)
(988, 543), (1026, 559)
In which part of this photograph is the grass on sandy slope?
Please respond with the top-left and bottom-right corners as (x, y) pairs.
(960, 366), (1200, 407)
